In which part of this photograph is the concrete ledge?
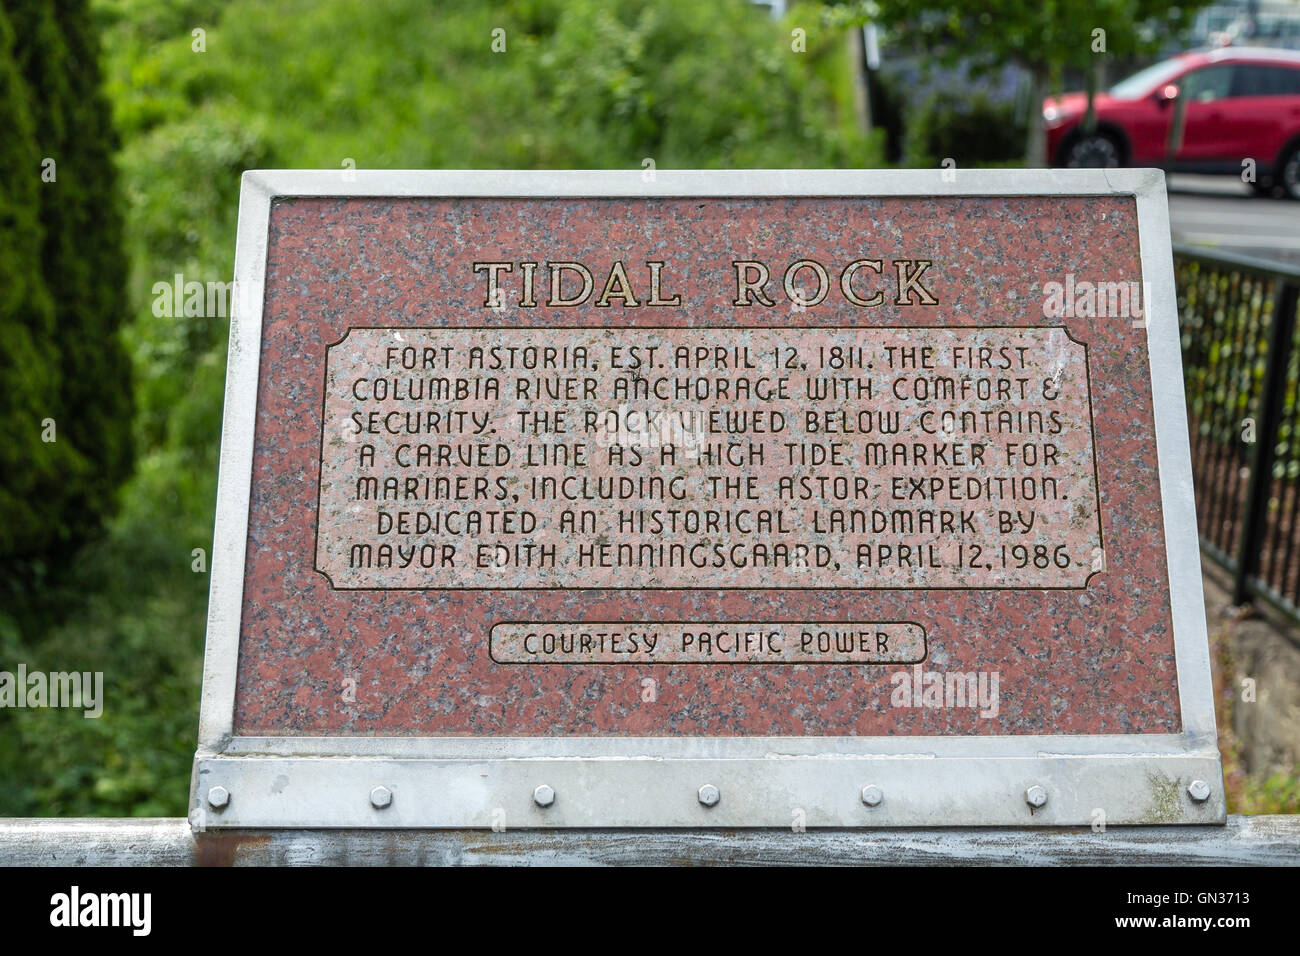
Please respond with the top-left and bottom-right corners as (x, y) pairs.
(1, 816), (1298, 865)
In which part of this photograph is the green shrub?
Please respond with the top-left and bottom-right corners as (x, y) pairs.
(1238, 770), (1300, 814)
(902, 87), (1026, 168)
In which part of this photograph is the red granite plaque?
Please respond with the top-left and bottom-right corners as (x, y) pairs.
(192, 171), (1222, 828)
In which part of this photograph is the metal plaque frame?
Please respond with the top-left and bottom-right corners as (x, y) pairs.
(191, 169), (1223, 829)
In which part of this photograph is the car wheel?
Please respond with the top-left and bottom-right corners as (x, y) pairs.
(1063, 131), (1123, 168)
(1280, 146), (1300, 200)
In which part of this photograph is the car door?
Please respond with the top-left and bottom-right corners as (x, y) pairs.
(1218, 64), (1300, 170)
(1169, 64), (1236, 168)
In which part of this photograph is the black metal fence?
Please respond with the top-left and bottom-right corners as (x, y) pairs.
(1178, 244), (1300, 615)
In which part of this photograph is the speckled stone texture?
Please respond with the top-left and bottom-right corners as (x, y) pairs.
(234, 195), (1178, 737)
(316, 325), (1100, 589)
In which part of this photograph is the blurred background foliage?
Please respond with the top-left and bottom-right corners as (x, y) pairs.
(0, 0), (878, 815)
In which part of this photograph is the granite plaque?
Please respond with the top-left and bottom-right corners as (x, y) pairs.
(192, 170), (1223, 828)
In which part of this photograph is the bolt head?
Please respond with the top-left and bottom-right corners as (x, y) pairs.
(698, 784), (721, 807)
(861, 784), (884, 807)
(1188, 779), (1212, 803)
(370, 785), (392, 809)
(206, 785), (230, 809)
(1025, 785), (1048, 809)
(533, 784), (555, 808)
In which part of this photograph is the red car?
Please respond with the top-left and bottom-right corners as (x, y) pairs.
(1044, 47), (1300, 198)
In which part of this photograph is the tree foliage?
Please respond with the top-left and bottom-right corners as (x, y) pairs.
(0, 0), (134, 579)
(0, 4), (63, 570)
(3, 0), (876, 816)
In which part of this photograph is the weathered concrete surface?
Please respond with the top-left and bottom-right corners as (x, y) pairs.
(1203, 563), (1300, 777)
(1, 817), (1297, 866)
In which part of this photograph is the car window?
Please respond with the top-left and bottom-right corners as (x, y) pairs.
(1180, 65), (1234, 102)
(1108, 58), (1188, 98)
(1230, 64), (1300, 96)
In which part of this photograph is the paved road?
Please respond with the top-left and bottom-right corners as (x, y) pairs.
(1167, 174), (1300, 265)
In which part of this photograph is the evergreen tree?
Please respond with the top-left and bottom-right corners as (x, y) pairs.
(0, 2), (67, 570)
(0, 0), (133, 577)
